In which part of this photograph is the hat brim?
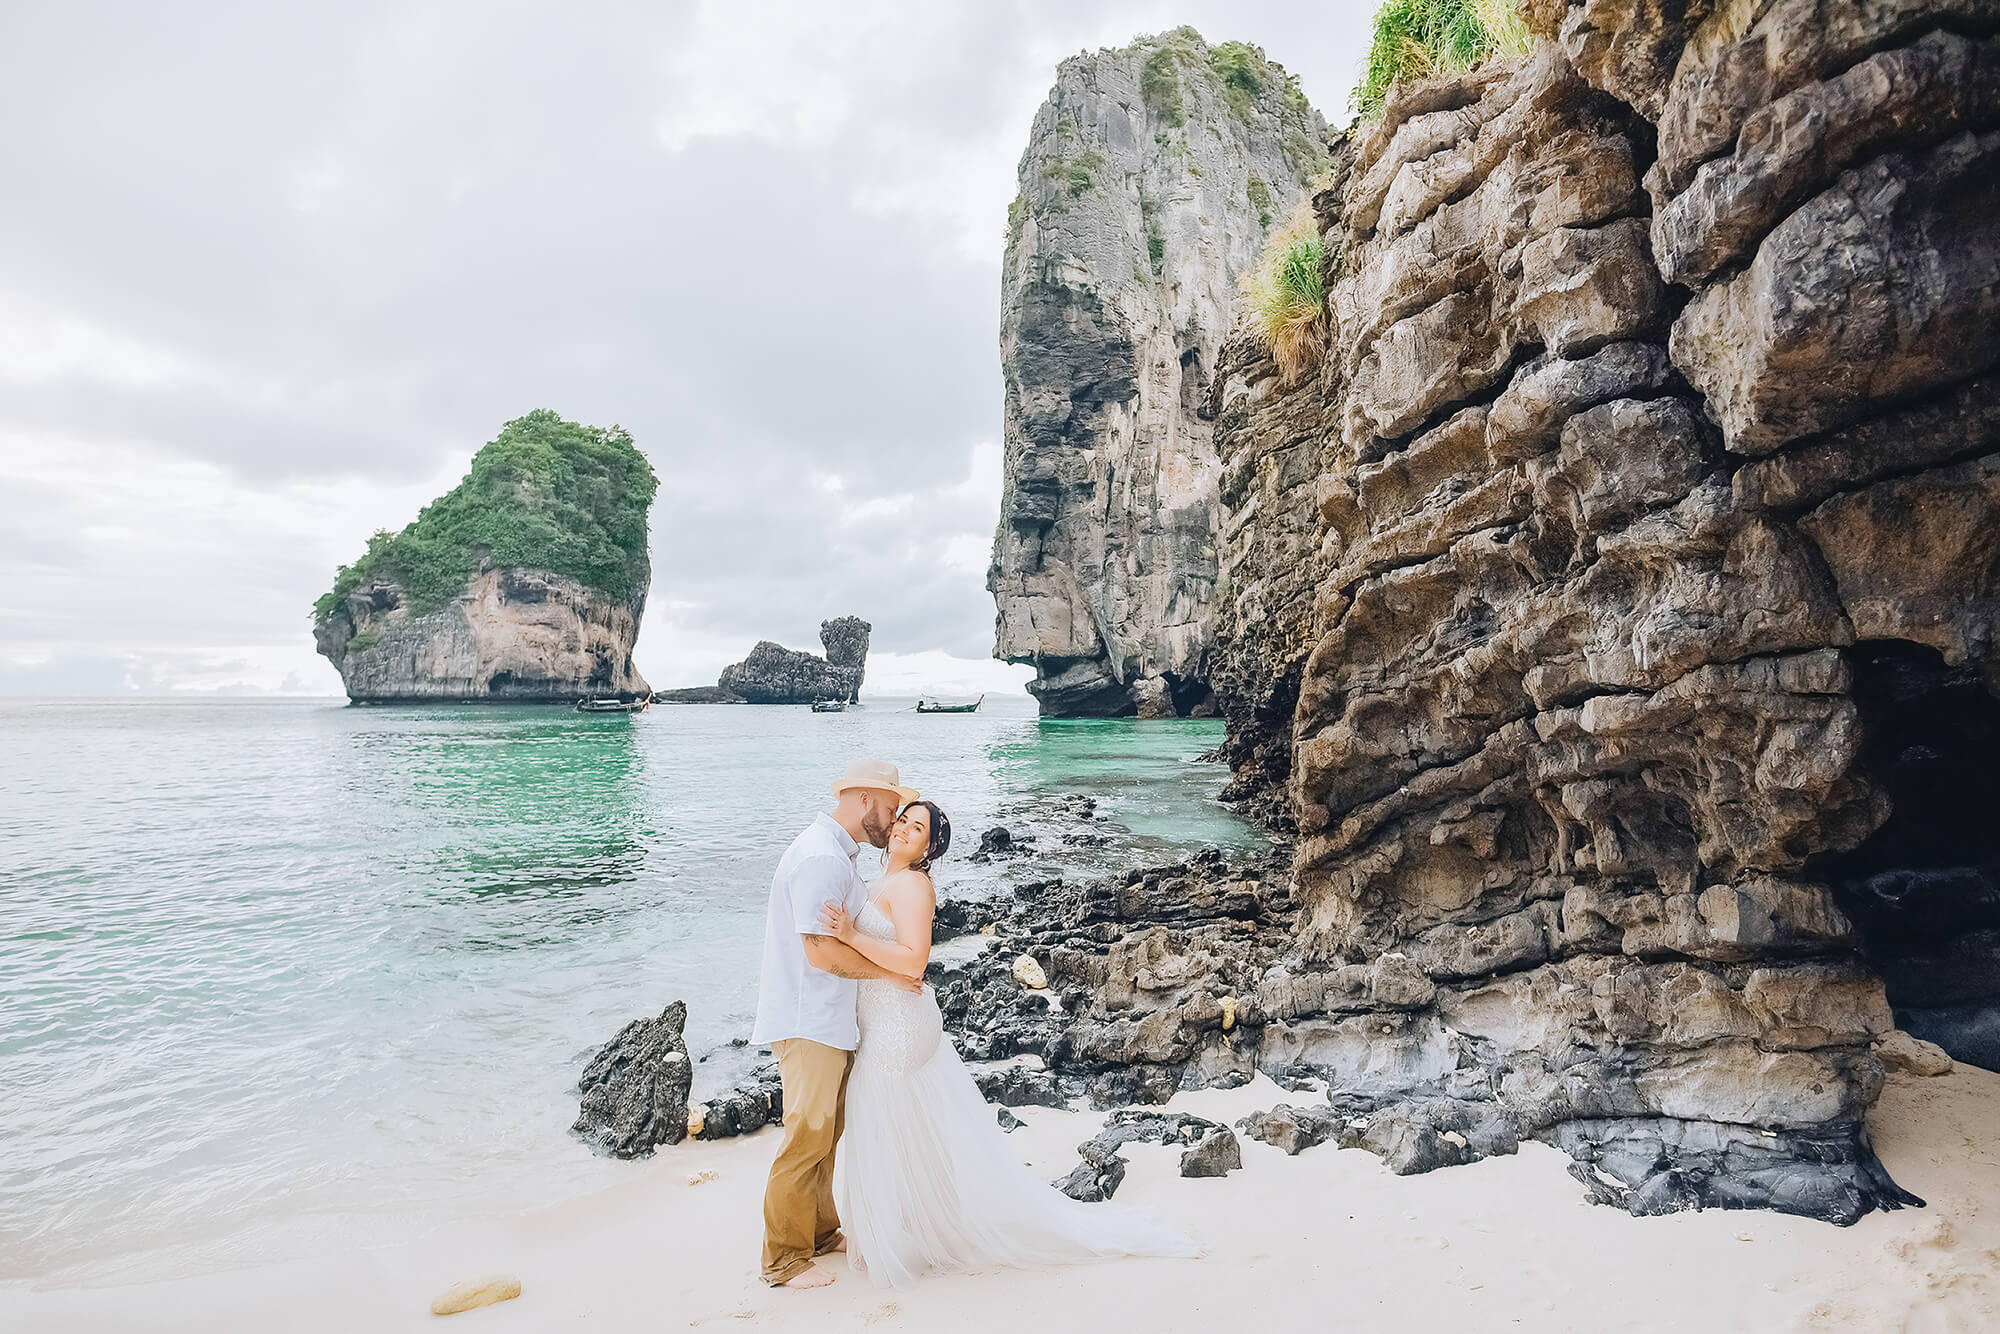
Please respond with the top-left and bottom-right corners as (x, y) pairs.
(831, 777), (920, 806)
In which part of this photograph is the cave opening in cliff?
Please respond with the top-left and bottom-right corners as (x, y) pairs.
(1162, 672), (1213, 717)
(1824, 640), (2000, 1072)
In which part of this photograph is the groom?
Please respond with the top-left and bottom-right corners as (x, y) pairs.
(750, 758), (921, 1289)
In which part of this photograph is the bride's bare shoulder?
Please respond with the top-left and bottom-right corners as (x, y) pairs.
(881, 867), (936, 904)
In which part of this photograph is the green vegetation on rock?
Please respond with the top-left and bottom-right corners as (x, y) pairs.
(1353, 0), (1533, 120)
(1208, 40), (1267, 117)
(312, 410), (658, 626)
(1140, 194), (1166, 274)
(1136, 27), (1317, 133)
(1247, 171), (1273, 227)
(1045, 147), (1108, 197)
(1141, 40), (1188, 126)
(1243, 197), (1328, 385)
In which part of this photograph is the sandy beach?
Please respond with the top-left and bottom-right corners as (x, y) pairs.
(5, 1064), (1994, 1334)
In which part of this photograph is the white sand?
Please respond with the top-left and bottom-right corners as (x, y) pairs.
(5, 1067), (1995, 1333)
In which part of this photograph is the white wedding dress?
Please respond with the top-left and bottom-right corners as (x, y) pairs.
(832, 898), (1198, 1287)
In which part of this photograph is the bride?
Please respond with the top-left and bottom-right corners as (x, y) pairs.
(816, 799), (1198, 1288)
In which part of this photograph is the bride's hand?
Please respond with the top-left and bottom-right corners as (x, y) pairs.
(817, 902), (855, 942)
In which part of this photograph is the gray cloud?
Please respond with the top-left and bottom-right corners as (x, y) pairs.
(0, 0), (1367, 694)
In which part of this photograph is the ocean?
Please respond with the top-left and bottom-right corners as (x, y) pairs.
(0, 693), (1260, 1285)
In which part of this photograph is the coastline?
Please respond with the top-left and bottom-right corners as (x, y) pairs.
(7, 1066), (1994, 1333)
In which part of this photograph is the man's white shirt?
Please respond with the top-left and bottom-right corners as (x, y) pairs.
(750, 813), (868, 1050)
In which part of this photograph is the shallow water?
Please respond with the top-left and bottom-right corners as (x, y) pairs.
(0, 694), (1259, 1284)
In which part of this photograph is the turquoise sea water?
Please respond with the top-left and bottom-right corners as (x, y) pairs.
(0, 694), (1260, 1284)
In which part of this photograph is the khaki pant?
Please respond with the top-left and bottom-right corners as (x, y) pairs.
(760, 1037), (853, 1284)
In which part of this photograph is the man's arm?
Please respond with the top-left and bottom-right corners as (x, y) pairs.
(802, 933), (910, 982)
(788, 853), (921, 990)
(819, 873), (933, 979)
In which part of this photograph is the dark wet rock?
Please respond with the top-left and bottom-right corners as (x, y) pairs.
(1053, 1142), (1127, 1202)
(571, 1000), (693, 1158)
(1053, 1110), (1232, 1198)
(1546, 1118), (1924, 1226)
(691, 1060), (783, 1140)
(972, 1064), (1068, 1109)
(979, 826), (1015, 856)
(686, 1041), (784, 1141)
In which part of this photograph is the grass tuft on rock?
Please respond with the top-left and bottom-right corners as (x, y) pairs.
(1352, 0), (1534, 121)
(1243, 198), (1327, 385)
(312, 410), (657, 625)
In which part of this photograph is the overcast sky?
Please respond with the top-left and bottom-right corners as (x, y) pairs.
(0, 1), (1368, 697)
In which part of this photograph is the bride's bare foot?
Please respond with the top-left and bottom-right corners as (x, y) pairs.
(780, 1266), (834, 1289)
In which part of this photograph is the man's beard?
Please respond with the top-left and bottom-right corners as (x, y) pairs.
(860, 808), (893, 848)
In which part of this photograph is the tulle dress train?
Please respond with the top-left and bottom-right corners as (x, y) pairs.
(831, 900), (1198, 1287)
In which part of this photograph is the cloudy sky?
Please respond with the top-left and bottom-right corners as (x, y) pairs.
(0, 1), (1369, 697)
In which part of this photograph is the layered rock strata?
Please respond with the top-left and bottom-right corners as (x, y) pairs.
(989, 30), (1328, 716)
(1202, 3), (2000, 1221)
(316, 567), (649, 703)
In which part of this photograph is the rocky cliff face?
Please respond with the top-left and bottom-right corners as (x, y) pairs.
(1200, 2), (2000, 1220)
(989, 29), (1328, 717)
(316, 567), (649, 702)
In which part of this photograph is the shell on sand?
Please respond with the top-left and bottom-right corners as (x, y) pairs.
(429, 1275), (522, 1316)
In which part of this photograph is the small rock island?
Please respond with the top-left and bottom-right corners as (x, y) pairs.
(313, 410), (657, 703)
(657, 616), (871, 704)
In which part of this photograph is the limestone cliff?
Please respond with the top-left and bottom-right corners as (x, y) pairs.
(1187, 2), (2000, 1220)
(989, 29), (1328, 717)
(313, 411), (655, 703)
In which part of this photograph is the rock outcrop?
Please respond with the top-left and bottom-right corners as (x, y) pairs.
(1199, 2), (2000, 1221)
(572, 1000), (694, 1158)
(313, 411), (655, 703)
(988, 29), (1328, 716)
(316, 567), (649, 703)
(657, 617), (870, 704)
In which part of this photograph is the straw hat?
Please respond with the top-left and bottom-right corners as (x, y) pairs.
(831, 758), (919, 807)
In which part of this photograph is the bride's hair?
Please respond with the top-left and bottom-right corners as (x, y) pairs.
(901, 799), (952, 875)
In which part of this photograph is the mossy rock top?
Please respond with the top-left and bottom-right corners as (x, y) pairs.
(313, 410), (657, 625)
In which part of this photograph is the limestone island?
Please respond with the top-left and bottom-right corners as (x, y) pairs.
(656, 617), (870, 704)
(312, 410), (657, 703)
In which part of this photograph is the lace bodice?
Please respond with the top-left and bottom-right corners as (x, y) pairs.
(853, 897), (942, 1074)
(855, 898), (900, 943)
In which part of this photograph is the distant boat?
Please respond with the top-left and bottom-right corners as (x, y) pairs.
(575, 694), (650, 713)
(916, 694), (983, 714)
(811, 699), (848, 713)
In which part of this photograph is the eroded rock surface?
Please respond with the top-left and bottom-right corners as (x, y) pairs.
(316, 567), (649, 703)
(572, 1000), (693, 1158)
(1203, 5), (2000, 1223)
(989, 29), (1327, 717)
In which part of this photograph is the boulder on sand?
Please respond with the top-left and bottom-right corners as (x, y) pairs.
(572, 1000), (693, 1158)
